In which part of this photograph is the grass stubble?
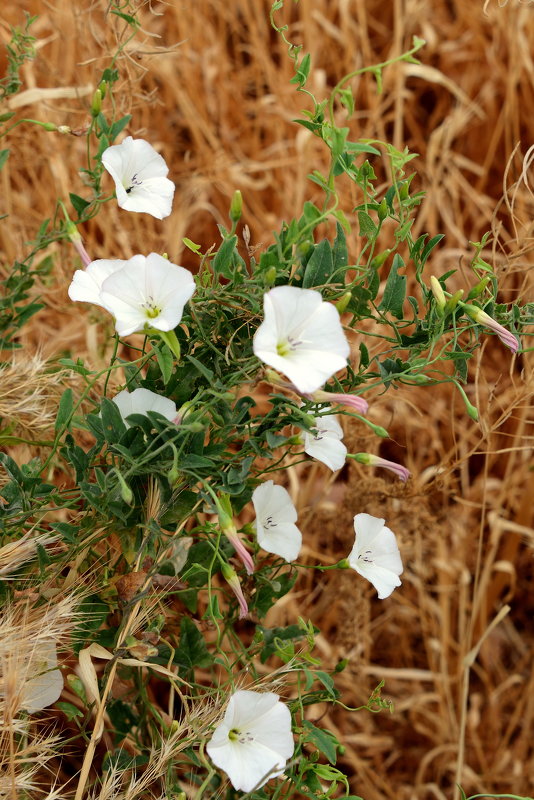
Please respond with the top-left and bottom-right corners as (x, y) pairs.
(0, 0), (533, 798)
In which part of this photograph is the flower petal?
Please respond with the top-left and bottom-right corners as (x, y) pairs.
(112, 388), (177, 426)
(21, 641), (63, 714)
(68, 258), (131, 308)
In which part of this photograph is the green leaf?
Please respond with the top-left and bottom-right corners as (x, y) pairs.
(153, 342), (173, 385)
(302, 239), (334, 288)
(291, 52), (311, 87)
(69, 193), (90, 217)
(57, 702), (83, 720)
(359, 342), (369, 369)
(212, 235), (238, 279)
(174, 616), (212, 669)
(332, 222), (348, 271)
(357, 210), (378, 239)
(0, 149), (10, 171)
(378, 254), (406, 318)
(100, 397), (127, 443)
(55, 388), (74, 433)
(302, 720), (338, 764)
(109, 114), (132, 143)
(185, 354), (214, 383)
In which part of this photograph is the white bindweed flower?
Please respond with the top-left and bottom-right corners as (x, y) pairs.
(347, 513), (403, 599)
(253, 286), (350, 394)
(21, 641), (63, 714)
(303, 414), (347, 471)
(101, 136), (175, 219)
(68, 258), (128, 308)
(252, 480), (302, 562)
(111, 388), (178, 426)
(206, 689), (294, 793)
(99, 253), (195, 336)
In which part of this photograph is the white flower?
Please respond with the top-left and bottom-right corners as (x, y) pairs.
(253, 286), (350, 394)
(21, 641), (63, 714)
(112, 388), (178, 426)
(68, 252), (196, 337)
(303, 414), (347, 471)
(206, 689), (294, 793)
(101, 136), (175, 219)
(347, 513), (403, 599)
(100, 253), (195, 336)
(252, 481), (302, 562)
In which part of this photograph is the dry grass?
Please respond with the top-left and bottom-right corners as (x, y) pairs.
(1, 0), (534, 798)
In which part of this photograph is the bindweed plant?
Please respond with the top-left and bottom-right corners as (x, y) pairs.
(1, 2), (532, 799)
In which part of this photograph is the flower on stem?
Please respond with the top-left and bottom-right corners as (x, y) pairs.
(303, 414), (347, 472)
(101, 136), (175, 219)
(351, 452), (410, 482)
(66, 221), (92, 267)
(216, 494), (254, 575)
(206, 689), (294, 793)
(462, 304), (519, 353)
(69, 253), (196, 338)
(21, 641), (63, 714)
(221, 564), (249, 620)
(430, 276), (446, 312)
(112, 388), (178, 426)
(253, 286), (350, 394)
(346, 513), (403, 599)
(252, 481), (302, 562)
(310, 388), (368, 415)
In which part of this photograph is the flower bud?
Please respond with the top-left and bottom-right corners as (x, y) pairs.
(377, 197), (388, 221)
(230, 189), (243, 222)
(115, 471), (133, 505)
(91, 88), (102, 117)
(221, 563), (249, 619)
(335, 291), (352, 315)
(430, 276), (446, 311)
(443, 289), (464, 315)
(370, 249), (391, 269)
(467, 276), (490, 300)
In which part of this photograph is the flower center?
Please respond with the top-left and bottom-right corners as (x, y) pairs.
(124, 172), (143, 194)
(276, 335), (302, 357)
(141, 297), (162, 319)
(228, 727), (254, 744)
(358, 549), (374, 564)
(263, 515), (278, 529)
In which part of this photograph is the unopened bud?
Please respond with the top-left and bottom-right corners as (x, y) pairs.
(443, 289), (464, 315)
(91, 88), (102, 117)
(230, 190), (243, 222)
(399, 181), (409, 200)
(377, 197), (388, 221)
(370, 249), (391, 269)
(115, 471), (133, 505)
(98, 80), (107, 99)
(430, 276), (446, 311)
(335, 291), (351, 315)
(467, 277), (490, 300)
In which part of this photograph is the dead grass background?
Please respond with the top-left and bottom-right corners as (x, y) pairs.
(1, 0), (533, 798)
